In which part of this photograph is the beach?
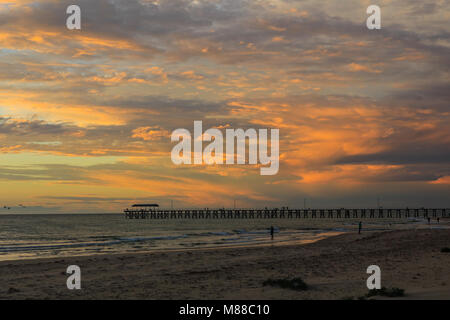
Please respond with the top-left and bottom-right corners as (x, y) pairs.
(1, 226), (449, 300)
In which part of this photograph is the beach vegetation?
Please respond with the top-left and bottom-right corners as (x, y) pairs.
(262, 277), (308, 291)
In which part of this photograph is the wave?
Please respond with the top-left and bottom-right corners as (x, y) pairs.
(0, 234), (189, 253)
(0, 227), (350, 258)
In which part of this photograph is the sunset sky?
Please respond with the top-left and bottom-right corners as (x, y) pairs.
(0, 0), (449, 213)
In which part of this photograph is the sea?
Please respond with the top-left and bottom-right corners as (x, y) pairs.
(0, 213), (430, 261)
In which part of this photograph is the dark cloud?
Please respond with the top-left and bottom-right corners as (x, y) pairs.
(0, 117), (75, 136)
(336, 150), (450, 166)
(384, 83), (450, 111)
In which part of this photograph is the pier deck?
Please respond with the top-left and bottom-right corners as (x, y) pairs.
(123, 208), (449, 219)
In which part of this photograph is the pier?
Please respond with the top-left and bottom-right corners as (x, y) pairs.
(124, 206), (449, 220)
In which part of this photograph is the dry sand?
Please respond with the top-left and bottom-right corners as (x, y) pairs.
(1, 228), (449, 300)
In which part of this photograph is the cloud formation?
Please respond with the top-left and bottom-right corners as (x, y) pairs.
(0, 0), (449, 211)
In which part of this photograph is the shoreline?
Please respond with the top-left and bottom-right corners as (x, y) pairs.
(1, 215), (445, 263)
(1, 229), (449, 299)
(0, 230), (346, 263)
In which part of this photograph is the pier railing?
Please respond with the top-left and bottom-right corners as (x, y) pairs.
(123, 208), (449, 219)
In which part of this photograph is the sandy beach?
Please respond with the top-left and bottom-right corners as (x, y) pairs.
(1, 227), (449, 300)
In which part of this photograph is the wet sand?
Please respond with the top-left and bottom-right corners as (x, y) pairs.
(1, 227), (449, 300)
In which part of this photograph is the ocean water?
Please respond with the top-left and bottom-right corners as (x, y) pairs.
(0, 213), (426, 261)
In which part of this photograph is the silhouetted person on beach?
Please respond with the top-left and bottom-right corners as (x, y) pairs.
(358, 221), (362, 234)
(270, 226), (274, 240)
(437, 217), (440, 224)
(427, 217), (431, 225)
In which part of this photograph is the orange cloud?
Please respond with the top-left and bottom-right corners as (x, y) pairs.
(132, 126), (170, 141)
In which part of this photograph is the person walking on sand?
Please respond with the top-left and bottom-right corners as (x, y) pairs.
(358, 221), (362, 234)
(270, 226), (274, 240)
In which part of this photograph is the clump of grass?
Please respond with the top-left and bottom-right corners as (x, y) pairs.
(7, 287), (20, 294)
(441, 247), (450, 253)
(366, 287), (405, 298)
(263, 277), (308, 291)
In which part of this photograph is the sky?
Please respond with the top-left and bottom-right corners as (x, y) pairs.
(0, 0), (449, 213)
